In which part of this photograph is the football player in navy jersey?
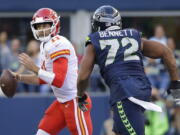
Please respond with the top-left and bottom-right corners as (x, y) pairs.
(77, 5), (180, 135)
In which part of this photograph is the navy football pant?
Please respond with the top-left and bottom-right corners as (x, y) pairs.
(112, 99), (145, 135)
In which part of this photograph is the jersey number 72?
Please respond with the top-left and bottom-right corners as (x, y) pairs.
(100, 37), (140, 66)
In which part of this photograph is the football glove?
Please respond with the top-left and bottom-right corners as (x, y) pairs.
(77, 94), (88, 112)
(168, 80), (180, 105)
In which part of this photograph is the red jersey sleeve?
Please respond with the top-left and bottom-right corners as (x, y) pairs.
(51, 57), (68, 88)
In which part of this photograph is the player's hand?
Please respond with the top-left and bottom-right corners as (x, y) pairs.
(168, 80), (180, 105)
(18, 53), (39, 74)
(77, 94), (88, 112)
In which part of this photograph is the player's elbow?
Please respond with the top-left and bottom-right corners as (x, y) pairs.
(162, 46), (174, 59)
(52, 76), (65, 88)
(52, 80), (63, 88)
(56, 84), (62, 88)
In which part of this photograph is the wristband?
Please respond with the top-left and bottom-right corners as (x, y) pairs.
(38, 69), (55, 84)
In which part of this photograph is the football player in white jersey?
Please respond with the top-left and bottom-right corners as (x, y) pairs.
(11, 8), (92, 135)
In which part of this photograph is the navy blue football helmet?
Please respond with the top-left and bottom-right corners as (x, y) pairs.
(92, 5), (122, 31)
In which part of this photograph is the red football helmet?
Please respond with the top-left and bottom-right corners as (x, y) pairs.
(31, 8), (60, 42)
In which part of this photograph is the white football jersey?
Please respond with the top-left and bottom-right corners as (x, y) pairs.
(39, 35), (78, 103)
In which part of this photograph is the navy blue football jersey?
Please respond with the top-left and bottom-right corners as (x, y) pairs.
(86, 28), (151, 105)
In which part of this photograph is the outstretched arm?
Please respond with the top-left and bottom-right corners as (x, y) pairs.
(142, 38), (180, 105)
(77, 44), (96, 97)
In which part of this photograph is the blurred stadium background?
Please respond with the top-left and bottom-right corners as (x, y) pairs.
(0, 0), (180, 135)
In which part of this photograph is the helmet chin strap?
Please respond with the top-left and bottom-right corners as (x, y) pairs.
(41, 28), (51, 42)
(36, 29), (51, 42)
(35, 27), (54, 42)
(38, 35), (51, 42)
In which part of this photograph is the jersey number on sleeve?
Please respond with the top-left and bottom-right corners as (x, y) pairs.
(100, 37), (140, 66)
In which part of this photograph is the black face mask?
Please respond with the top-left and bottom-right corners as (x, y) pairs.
(92, 20), (106, 32)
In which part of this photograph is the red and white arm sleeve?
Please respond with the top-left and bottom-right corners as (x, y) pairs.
(38, 57), (68, 88)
